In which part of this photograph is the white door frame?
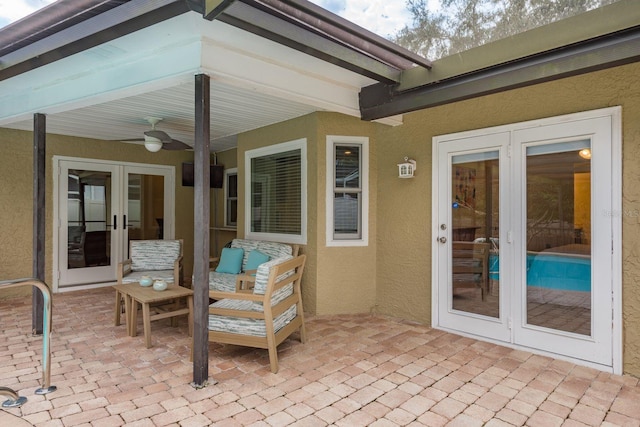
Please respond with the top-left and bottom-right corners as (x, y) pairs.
(53, 156), (175, 292)
(432, 107), (622, 373)
(434, 132), (512, 342)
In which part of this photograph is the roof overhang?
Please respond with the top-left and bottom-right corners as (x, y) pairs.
(0, 0), (430, 149)
(359, 0), (640, 120)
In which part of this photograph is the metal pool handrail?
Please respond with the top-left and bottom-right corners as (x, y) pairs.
(0, 278), (56, 409)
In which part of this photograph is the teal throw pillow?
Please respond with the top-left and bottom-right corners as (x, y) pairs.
(215, 247), (244, 274)
(245, 250), (270, 272)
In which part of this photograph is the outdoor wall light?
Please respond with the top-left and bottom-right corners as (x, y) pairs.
(144, 135), (163, 152)
(397, 157), (417, 178)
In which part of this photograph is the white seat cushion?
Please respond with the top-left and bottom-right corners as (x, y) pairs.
(208, 303), (297, 337)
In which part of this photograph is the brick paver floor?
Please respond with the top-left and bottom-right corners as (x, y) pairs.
(1, 287), (639, 426)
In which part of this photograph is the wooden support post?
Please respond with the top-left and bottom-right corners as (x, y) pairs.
(193, 74), (211, 386)
(32, 113), (46, 335)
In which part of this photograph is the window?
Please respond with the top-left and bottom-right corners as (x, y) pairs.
(224, 168), (237, 227)
(326, 136), (369, 246)
(245, 139), (307, 244)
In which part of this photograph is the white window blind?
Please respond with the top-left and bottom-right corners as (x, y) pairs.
(245, 139), (307, 244)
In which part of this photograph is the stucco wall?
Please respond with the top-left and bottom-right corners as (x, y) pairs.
(211, 148), (238, 258)
(0, 129), (196, 297)
(237, 114), (320, 315)
(236, 112), (379, 316)
(314, 112), (379, 315)
(0, 129), (35, 298)
(374, 61), (640, 376)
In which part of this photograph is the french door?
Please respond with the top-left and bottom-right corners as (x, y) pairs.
(433, 108), (621, 371)
(54, 157), (175, 290)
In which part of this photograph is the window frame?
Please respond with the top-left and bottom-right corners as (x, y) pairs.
(326, 135), (369, 247)
(223, 167), (238, 228)
(244, 138), (307, 245)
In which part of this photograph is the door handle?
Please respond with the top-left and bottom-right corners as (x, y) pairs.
(113, 215), (117, 230)
(438, 236), (447, 244)
(124, 215), (127, 230)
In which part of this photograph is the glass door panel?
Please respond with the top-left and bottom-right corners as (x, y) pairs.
(123, 165), (173, 261)
(525, 141), (592, 336)
(126, 174), (165, 251)
(59, 161), (120, 287)
(451, 152), (500, 318)
(67, 169), (112, 269)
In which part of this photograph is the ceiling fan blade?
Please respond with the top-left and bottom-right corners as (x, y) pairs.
(118, 138), (145, 142)
(162, 139), (192, 151)
(144, 130), (172, 143)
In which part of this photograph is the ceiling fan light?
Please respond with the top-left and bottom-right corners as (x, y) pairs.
(144, 135), (163, 152)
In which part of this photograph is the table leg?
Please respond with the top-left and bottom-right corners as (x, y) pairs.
(114, 290), (122, 326)
(187, 295), (194, 337)
(129, 297), (138, 337)
(123, 295), (130, 336)
(170, 298), (178, 327)
(142, 302), (152, 348)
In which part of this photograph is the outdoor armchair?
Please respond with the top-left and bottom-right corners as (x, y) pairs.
(207, 254), (306, 373)
(117, 239), (184, 286)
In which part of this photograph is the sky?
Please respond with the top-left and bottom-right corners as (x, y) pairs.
(0, 0), (435, 38)
(308, 0), (415, 39)
(0, 0), (56, 28)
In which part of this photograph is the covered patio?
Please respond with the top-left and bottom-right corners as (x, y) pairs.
(2, 287), (640, 426)
(4, 1), (640, 423)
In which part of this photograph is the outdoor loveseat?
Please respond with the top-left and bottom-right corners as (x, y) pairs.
(208, 238), (298, 296)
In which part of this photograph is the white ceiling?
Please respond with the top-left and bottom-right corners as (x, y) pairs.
(0, 11), (401, 153)
(4, 79), (320, 152)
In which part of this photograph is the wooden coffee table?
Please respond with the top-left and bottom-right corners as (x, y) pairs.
(113, 282), (193, 348)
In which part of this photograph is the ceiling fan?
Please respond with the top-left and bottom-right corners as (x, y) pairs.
(122, 117), (191, 152)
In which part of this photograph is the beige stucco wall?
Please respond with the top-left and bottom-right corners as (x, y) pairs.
(374, 61), (640, 376)
(314, 112), (379, 315)
(0, 129), (36, 298)
(236, 114), (319, 314)
(211, 148), (238, 257)
(235, 112), (380, 316)
(0, 129), (196, 297)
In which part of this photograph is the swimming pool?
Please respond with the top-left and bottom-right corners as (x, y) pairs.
(488, 252), (591, 292)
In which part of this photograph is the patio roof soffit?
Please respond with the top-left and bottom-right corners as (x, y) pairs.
(0, 8), (406, 145)
(0, 0), (194, 82)
(0, 12), (387, 127)
(359, 0), (640, 121)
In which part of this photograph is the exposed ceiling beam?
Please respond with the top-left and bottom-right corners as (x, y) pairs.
(359, 26), (640, 121)
(204, 0), (236, 20)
